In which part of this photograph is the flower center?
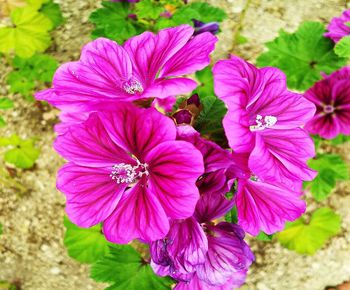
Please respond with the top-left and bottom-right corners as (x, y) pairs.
(323, 104), (335, 114)
(110, 160), (149, 184)
(249, 114), (277, 131)
(123, 78), (144, 94)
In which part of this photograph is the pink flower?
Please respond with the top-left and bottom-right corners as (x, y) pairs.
(324, 9), (350, 43)
(213, 56), (316, 186)
(36, 25), (217, 112)
(304, 66), (350, 139)
(55, 104), (204, 243)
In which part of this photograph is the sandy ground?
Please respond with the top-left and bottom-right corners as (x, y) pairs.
(0, 0), (350, 289)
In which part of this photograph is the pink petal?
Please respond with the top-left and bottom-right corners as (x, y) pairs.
(57, 163), (126, 227)
(305, 114), (341, 139)
(146, 141), (204, 219)
(249, 129), (317, 184)
(236, 179), (306, 235)
(49, 39), (134, 111)
(54, 111), (90, 135)
(99, 104), (176, 158)
(143, 78), (197, 100)
(160, 32), (218, 77)
(123, 25), (194, 86)
(54, 113), (132, 167)
(103, 182), (169, 243)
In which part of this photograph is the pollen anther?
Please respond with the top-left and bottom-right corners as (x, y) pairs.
(250, 114), (277, 131)
(110, 160), (149, 184)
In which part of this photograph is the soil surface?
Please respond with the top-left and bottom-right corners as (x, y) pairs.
(0, 1), (349, 290)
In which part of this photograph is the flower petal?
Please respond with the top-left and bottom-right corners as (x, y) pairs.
(160, 32), (218, 77)
(236, 179), (306, 235)
(123, 25), (194, 86)
(103, 181), (169, 243)
(249, 128), (317, 184)
(54, 113), (132, 167)
(146, 141), (204, 219)
(57, 163), (126, 227)
(99, 104), (177, 158)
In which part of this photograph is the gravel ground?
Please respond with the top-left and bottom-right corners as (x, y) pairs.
(0, 1), (349, 290)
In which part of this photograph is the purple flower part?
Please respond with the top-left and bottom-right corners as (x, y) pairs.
(175, 271), (248, 290)
(213, 55), (316, 152)
(193, 19), (220, 36)
(173, 110), (193, 124)
(55, 104), (204, 243)
(177, 126), (233, 173)
(150, 217), (208, 281)
(194, 187), (234, 224)
(152, 96), (177, 112)
(187, 93), (201, 107)
(195, 222), (254, 286)
(127, 13), (137, 20)
(54, 111), (90, 135)
(324, 9), (350, 42)
(304, 66), (350, 139)
(160, 11), (172, 18)
(36, 25), (217, 112)
(213, 56), (316, 184)
(236, 178), (306, 236)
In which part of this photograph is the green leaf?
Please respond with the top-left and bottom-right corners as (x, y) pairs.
(0, 134), (40, 169)
(257, 22), (347, 90)
(0, 98), (14, 110)
(193, 66), (214, 97)
(63, 216), (110, 264)
(256, 232), (273, 241)
(330, 134), (350, 145)
(135, 0), (164, 20)
(0, 116), (6, 128)
(334, 35), (350, 58)
(0, 6), (53, 58)
(7, 71), (36, 98)
(156, 2), (226, 30)
(305, 154), (349, 201)
(26, 0), (49, 10)
(40, 0), (64, 29)
(0, 223), (2, 235)
(89, 2), (139, 44)
(277, 207), (341, 255)
(225, 205), (238, 224)
(91, 245), (173, 290)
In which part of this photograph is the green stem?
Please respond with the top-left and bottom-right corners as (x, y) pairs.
(232, 0), (252, 50)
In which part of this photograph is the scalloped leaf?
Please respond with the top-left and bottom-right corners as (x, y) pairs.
(277, 207), (341, 255)
(0, 6), (52, 58)
(257, 22), (347, 90)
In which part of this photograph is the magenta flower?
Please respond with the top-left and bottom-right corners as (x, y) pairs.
(36, 25), (217, 112)
(324, 9), (350, 43)
(151, 191), (253, 288)
(304, 66), (350, 139)
(55, 104), (204, 243)
(213, 56), (316, 187)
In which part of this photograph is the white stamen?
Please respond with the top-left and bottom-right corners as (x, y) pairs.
(123, 79), (144, 94)
(250, 114), (277, 131)
(110, 160), (149, 184)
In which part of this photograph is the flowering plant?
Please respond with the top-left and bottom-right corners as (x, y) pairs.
(35, 22), (320, 289)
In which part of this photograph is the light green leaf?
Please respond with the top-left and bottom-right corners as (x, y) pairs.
(305, 154), (349, 201)
(334, 35), (350, 58)
(89, 2), (139, 44)
(0, 98), (14, 110)
(277, 207), (341, 255)
(135, 0), (164, 20)
(40, 0), (64, 29)
(63, 216), (110, 264)
(0, 223), (2, 235)
(26, 0), (49, 10)
(0, 134), (40, 169)
(7, 71), (36, 98)
(0, 6), (53, 58)
(257, 22), (347, 90)
(91, 245), (173, 290)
